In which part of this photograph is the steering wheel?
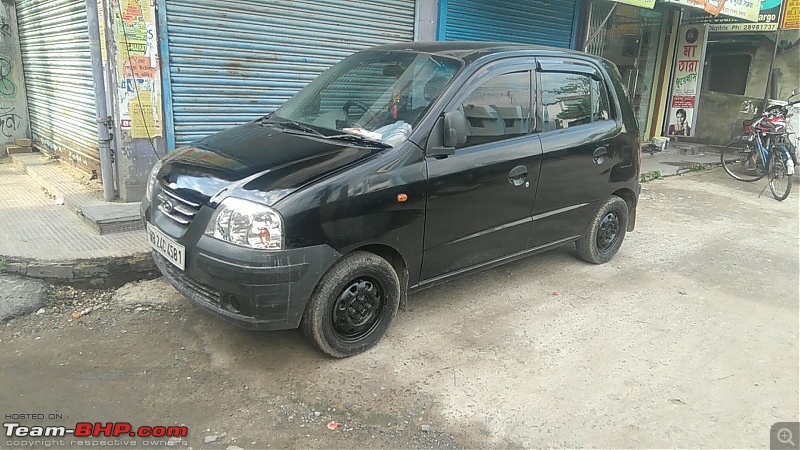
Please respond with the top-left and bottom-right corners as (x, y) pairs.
(343, 100), (378, 126)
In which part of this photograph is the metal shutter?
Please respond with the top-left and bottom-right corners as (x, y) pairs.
(15, 0), (99, 171)
(161, 0), (416, 148)
(439, 0), (577, 49)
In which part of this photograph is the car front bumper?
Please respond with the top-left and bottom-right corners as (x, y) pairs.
(142, 198), (340, 331)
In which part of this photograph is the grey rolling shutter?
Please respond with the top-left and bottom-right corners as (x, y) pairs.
(16, 0), (100, 171)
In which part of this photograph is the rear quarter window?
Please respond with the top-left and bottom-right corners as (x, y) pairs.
(539, 72), (591, 131)
(538, 66), (617, 133)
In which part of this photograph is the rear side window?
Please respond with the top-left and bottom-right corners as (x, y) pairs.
(539, 72), (591, 131)
(457, 71), (532, 148)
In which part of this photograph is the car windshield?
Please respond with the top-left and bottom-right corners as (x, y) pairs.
(269, 50), (462, 147)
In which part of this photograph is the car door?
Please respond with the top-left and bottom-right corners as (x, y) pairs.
(420, 61), (543, 281)
(529, 59), (621, 249)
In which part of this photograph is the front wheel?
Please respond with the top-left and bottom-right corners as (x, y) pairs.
(300, 251), (400, 358)
(576, 196), (629, 264)
(768, 151), (793, 201)
(721, 140), (765, 182)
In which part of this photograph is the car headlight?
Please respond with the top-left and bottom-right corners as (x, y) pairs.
(145, 159), (163, 202)
(205, 197), (284, 250)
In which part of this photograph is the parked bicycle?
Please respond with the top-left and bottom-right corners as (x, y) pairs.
(720, 88), (798, 201)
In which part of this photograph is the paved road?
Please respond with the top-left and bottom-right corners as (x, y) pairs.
(1, 169), (797, 449)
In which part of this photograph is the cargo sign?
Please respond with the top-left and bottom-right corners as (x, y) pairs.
(782, 0), (800, 29)
(662, 0), (761, 22)
(684, 0), (783, 32)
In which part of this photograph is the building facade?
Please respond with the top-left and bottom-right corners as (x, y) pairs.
(686, 1), (800, 144)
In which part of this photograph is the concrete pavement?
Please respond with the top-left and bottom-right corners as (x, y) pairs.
(640, 141), (723, 177)
(0, 157), (155, 288)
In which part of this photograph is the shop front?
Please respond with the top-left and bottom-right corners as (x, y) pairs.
(584, 1), (678, 140)
(680, 0), (799, 144)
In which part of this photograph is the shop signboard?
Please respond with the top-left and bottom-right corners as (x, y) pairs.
(684, 0), (783, 32)
(665, 24), (709, 137)
(612, 0), (657, 7)
(661, 0), (761, 22)
(782, 0), (800, 28)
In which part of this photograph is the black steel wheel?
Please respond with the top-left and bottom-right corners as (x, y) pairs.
(301, 251), (400, 358)
(768, 151), (793, 201)
(596, 211), (621, 253)
(331, 277), (385, 342)
(576, 196), (629, 264)
(721, 140), (766, 182)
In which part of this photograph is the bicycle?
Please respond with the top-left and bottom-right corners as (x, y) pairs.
(721, 89), (798, 201)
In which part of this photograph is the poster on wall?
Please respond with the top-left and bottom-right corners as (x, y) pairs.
(685, 0), (783, 32)
(662, 0), (761, 22)
(665, 24), (709, 137)
(114, 0), (162, 138)
(782, 0), (800, 29)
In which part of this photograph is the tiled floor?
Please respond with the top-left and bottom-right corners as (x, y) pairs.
(0, 159), (148, 261)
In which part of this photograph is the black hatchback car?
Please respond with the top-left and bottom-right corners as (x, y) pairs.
(142, 42), (641, 358)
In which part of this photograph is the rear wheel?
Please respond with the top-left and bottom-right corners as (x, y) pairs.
(576, 196), (629, 264)
(768, 151), (793, 201)
(721, 140), (765, 182)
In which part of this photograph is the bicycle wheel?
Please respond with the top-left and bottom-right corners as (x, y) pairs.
(768, 151), (793, 201)
(721, 140), (765, 182)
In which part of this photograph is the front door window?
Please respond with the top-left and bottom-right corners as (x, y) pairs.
(458, 71), (533, 148)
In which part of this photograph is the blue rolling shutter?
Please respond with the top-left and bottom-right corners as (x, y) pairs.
(161, 0), (416, 148)
(439, 0), (577, 49)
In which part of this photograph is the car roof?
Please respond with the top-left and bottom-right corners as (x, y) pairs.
(365, 41), (604, 66)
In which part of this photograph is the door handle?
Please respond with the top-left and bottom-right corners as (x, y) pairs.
(593, 146), (608, 164)
(508, 165), (528, 187)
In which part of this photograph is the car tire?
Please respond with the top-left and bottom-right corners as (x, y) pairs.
(300, 251), (400, 358)
(575, 196), (629, 264)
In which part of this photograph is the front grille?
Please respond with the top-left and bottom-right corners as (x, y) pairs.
(158, 255), (221, 306)
(157, 188), (201, 225)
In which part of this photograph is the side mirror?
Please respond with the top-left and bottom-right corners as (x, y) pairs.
(427, 110), (469, 159)
(443, 110), (468, 148)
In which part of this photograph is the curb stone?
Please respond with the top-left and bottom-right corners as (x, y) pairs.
(1, 252), (159, 289)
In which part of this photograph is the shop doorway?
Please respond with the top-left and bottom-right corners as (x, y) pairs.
(585, 2), (666, 139)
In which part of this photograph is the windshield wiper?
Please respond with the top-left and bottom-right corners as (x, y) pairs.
(263, 117), (391, 148)
(325, 133), (392, 148)
(263, 118), (325, 137)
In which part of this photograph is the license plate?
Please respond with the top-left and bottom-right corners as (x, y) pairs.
(147, 223), (185, 271)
